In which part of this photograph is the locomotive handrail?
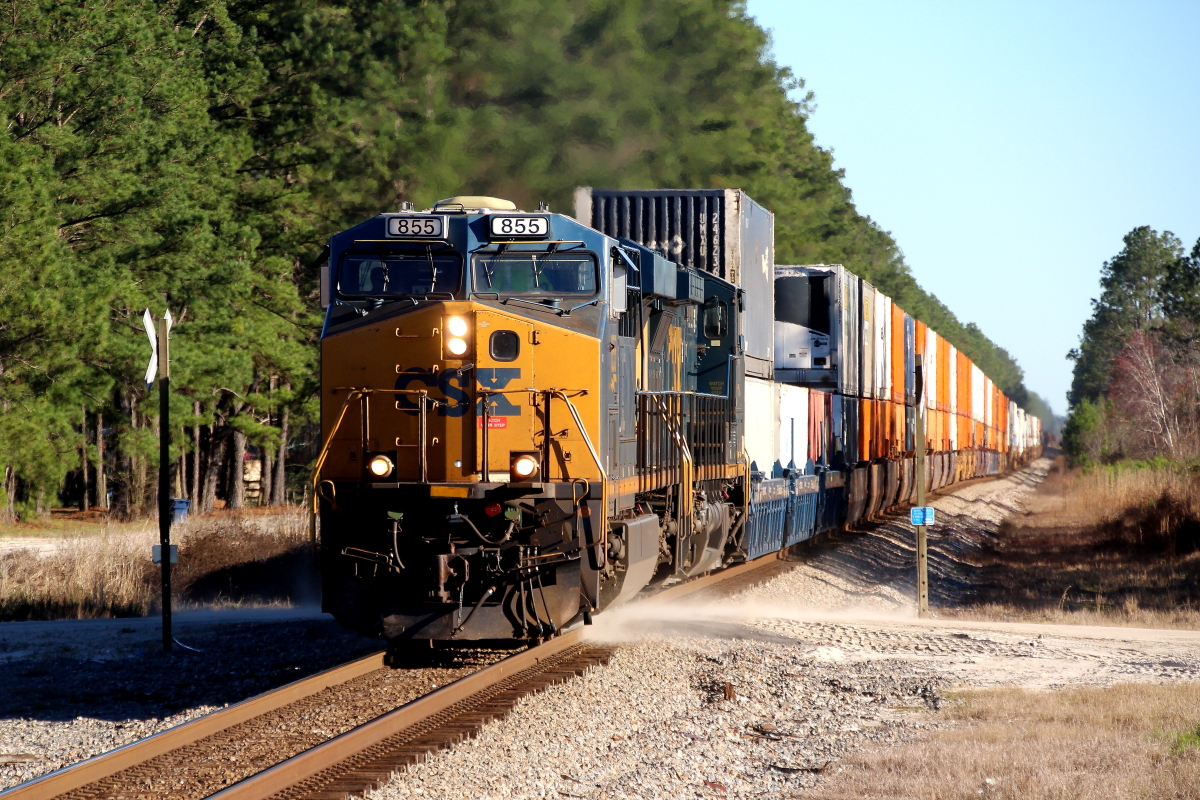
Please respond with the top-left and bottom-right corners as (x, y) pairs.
(636, 389), (729, 400)
(549, 389), (609, 574)
(642, 392), (695, 570)
(309, 387), (432, 555)
(549, 389), (606, 484)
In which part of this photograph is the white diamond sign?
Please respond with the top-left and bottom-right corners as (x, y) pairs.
(143, 308), (157, 386)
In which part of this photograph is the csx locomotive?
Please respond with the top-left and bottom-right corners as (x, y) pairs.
(314, 189), (1041, 642)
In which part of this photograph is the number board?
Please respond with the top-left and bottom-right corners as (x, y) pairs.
(909, 507), (936, 527)
(489, 215), (550, 239)
(386, 215), (445, 238)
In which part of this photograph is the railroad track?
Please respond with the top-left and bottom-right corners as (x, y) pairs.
(3, 555), (795, 800)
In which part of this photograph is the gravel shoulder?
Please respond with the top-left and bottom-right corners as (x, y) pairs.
(0, 608), (383, 789)
(368, 457), (1200, 800)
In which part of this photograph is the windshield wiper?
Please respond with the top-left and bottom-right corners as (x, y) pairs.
(500, 296), (598, 317)
(500, 296), (564, 315)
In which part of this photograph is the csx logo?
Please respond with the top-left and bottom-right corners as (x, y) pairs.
(395, 368), (522, 417)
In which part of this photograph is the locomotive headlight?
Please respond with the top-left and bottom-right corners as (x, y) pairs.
(443, 315), (471, 358)
(367, 454), (394, 478)
(509, 452), (541, 482)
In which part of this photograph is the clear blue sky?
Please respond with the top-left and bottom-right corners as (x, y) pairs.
(745, 0), (1200, 414)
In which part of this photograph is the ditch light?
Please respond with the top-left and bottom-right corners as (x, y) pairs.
(509, 451), (541, 482)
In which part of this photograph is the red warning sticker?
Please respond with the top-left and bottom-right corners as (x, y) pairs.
(478, 416), (508, 429)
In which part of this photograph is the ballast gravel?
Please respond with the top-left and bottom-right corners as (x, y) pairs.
(370, 636), (945, 800)
(367, 457), (1200, 800)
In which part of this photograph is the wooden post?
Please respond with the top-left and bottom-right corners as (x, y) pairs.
(915, 363), (928, 618)
(158, 316), (173, 653)
(96, 412), (107, 509)
(80, 405), (89, 512)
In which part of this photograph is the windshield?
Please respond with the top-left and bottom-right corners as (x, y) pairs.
(338, 251), (462, 297)
(473, 251), (597, 296)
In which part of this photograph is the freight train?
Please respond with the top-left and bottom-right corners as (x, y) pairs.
(314, 189), (1041, 642)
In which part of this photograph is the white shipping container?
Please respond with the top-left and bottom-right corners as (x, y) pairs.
(861, 282), (875, 399)
(777, 384), (810, 471)
(874, 288), (890, 401)
(842, 272), (860, 396)
(745, 376), (777, 474)
(971, 364), (985, 424)
(948, 344), (958, 449)
(983, 377), (992, 427)
(924, 327), (938, 410)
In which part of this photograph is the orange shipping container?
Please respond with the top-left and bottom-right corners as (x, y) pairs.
(859, 399), (873, 462)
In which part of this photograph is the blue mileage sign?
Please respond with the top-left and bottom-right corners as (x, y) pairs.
(910, 507), (936, 526)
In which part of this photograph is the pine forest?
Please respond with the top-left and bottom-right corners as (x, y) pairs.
(0, 0), (1048, 520)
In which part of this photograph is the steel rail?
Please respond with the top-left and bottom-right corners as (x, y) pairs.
(205, 555), (786, 800)
(0, 651), (387, 799)
(0, 553), (788, 800)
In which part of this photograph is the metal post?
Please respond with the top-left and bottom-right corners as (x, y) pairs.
(158, 316), (172, 652)
(915, 363), (928, 618)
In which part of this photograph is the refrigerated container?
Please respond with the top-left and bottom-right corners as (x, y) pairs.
(577, 188), (775, 378)
(773, 264), (859, 395)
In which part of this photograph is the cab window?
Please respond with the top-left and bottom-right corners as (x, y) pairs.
(473, 251), (597, 296)
(703, 297), (728, 339)
(338, 250), (462, 298)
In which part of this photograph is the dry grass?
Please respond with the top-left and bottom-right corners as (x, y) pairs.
(813, 683), (1200, 800)
(938, 454), (1200, 630)
(1024, 457), (1200, 534)
(0, 507), (314, 621)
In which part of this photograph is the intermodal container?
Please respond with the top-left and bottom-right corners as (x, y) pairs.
(971, 363), (985, 423)
(577, 188), (775, 378)
(890, 302), (906, 405)
(859, 281), (875, 399)
(937, 334), (951, 413)
(808, 389), (831, 466)
(924, 326), (938, 411)
(874, 287), (891, 401)
(778, 384), (809, 471)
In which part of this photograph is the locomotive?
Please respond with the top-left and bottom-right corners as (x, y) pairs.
(313, 189), (1041, 642)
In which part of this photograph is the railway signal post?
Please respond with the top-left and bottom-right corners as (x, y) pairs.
(144, 309), (174, 652)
